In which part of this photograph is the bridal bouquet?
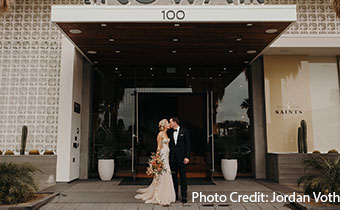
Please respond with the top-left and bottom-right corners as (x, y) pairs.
(146, 152), (167, 176)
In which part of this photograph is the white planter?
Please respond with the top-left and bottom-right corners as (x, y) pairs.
(221, 159), (238, 181)
(98, 159), (114, 181)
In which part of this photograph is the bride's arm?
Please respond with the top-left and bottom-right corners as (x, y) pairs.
(156, 132), (163, 154)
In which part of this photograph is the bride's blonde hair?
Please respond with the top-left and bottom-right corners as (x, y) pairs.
(158, 119), (168, 131)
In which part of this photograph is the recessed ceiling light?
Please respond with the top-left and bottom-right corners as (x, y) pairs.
(115, 67), (118, 71)
(236, 38), (242, 42)
(172, 50), (177, 54)
(247, 23), (253, 27)
(265, 29), (278, 34)
(109, 38), (114, 42)
(101, 23), (107, 27)
(174, 23), (180, 27)
(150, 67), (153, 71)
(151, 73), (154, 77)
(192, 77), (195, 80)
(69, 29), (82, 34)
(119, 74), (122, 77)
(218, 74), (222, 77)
(247, 50), (257, 54)
(173, 38), (179, 42)
(188, 67), (191, 71)
(244, 61), (249, 64)
(186, 74), (190, 77)
(115, 50), (120, 54)
(93, 61), (98, 64)
(228, 50), (234, 53)
(209, 77), (212, 80)
(87, 50), (97, 54)
(223, 67), (227, 71)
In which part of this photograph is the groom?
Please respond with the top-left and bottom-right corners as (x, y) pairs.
(169, 117), (191, 203)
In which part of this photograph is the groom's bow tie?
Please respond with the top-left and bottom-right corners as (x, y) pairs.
(174, 129), (178, 132)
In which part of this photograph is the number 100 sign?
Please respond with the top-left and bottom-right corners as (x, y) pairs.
(161, 10), (185, 20)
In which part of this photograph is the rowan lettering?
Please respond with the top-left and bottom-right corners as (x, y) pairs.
(84, 0), (264, 5)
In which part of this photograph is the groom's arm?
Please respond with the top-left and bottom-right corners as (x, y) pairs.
(184, 129), (191, 159)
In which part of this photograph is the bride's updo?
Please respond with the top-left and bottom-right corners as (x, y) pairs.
(158, 119), (168, 131)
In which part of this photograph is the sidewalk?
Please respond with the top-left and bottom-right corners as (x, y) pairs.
(39, 178), (299, 210)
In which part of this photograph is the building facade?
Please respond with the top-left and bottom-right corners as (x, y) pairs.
(0, 0), (339, 184)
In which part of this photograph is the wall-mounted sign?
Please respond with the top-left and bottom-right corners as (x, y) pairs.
(52, 4), (296, 23)
(274, 103), (303, 115)
(74, 102), (81, 114)
(84, 0), (264, 5)
(275, 110), (303, 115)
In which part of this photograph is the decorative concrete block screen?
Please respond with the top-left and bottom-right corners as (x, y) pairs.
(0, 0), (338, 154)
(0, 0), (83, 155)
(266, 0), (340, 35)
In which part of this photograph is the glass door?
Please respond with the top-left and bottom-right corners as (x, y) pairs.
(209, 73), (252, 178)
(90, 68), (136, 178)
(134, 91), (210, 179)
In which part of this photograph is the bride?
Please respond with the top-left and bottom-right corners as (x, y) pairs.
(135, 119), (176, 205)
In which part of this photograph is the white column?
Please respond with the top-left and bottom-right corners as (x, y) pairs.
(56, 35), (83, 182)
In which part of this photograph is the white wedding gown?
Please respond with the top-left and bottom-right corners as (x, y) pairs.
(135, 138), (176, 205)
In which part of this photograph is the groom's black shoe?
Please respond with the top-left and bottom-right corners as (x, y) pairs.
(182, 198), (187, 203)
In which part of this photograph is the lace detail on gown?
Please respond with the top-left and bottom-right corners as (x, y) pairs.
(135, 138), (176, 205)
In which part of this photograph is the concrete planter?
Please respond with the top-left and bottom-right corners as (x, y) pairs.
(98, 159), (114, 181)
(0, 192), (59, 210)
(266, 153), (340, 184)
(0, 155), (57, 188)
(221, 159), (237, 180)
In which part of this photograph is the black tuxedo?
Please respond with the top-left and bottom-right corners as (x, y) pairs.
(169, 127), (191, 200)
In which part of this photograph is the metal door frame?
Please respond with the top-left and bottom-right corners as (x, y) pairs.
(206, 90), (215, 180)
(132, 90), (138, 180)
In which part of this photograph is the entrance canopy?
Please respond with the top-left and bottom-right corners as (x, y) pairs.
(51, 5), (296, 69)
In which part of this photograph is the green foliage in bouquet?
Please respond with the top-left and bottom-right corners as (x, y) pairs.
(298, 156), (340, 203)
(0, 162), (41, 204)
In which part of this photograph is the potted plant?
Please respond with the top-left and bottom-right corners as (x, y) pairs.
(216, 125), (239, 181)
(298, 156), (340, 206)
(98, 133), (117, 181)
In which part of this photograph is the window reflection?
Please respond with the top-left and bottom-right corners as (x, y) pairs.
(213, 72), (252, 177)
(90, 71), (134, 177)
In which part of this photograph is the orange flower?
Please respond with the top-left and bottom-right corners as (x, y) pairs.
(145, 152), (166, 176)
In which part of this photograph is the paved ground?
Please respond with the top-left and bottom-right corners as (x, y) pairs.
(39, 178), (298, 210)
